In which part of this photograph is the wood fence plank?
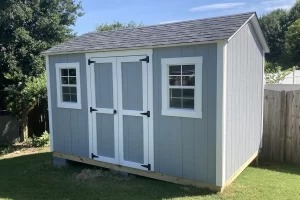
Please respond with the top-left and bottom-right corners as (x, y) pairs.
(292, 91), (298, 164)
(285, 91), (293, 163)
(279, 91), (286, 162)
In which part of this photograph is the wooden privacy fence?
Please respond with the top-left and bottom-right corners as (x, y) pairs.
(261, 89), (300, 164)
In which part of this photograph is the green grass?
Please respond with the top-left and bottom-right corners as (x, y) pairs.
(0, 148), (300, 200)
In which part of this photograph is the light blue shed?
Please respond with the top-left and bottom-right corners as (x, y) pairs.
(42, 12), (269, 192)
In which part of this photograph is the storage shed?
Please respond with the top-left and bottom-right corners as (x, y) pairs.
(42, 12), (269, 192)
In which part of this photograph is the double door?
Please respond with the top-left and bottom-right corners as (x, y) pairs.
(89, 55), (151, 171)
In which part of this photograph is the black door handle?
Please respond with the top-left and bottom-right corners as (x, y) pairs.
(140, 111), (150, 117)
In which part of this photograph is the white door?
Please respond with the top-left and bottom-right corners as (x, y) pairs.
(90, 57), (119, 164)
(89, 54), (152, 171)
(117, 56), (150, 170)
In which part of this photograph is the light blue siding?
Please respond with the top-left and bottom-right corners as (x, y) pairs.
(121, 62), (143, 111)
(49, 44), (218, 185)
(96, 113), (115, 158)
(49, 54), (89, 157)
(123, 116), (144, 163)
(94, 63), (113, 109)
(225, 22), (263, 181)
(153, 44), (218, 184)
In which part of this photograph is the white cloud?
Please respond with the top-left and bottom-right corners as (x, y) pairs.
(189, 3), (246, 12)
(159, 20), (183, 24)
(265, 4), (293, 11)
(260, 0), (285, 4)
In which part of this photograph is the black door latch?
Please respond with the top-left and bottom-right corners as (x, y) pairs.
(141, 164), (151, 170)
(140, 111), (150, 117)
(90, 107), (98, 113)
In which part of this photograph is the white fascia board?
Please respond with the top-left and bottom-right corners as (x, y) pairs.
(228, 13), (270, 53)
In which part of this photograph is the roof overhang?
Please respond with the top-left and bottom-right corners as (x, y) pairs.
(41, 40), (225, 56)
(228, 13), (270, 53)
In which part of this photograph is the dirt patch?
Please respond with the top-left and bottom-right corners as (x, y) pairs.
(0, 146), (49, 159)
(72, 168), (133, 183)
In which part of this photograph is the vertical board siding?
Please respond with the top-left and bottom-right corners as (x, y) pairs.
(96, 113), (115, 158)
(225, 23), (263, 181)
(49, 54), (89, 157)
(94, 63), (113, 109)
(123, 116), (144, 163)
(122, 62), (143, 111)
(153, 44), (217, 184)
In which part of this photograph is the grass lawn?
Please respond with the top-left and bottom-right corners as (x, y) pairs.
(0, 148), (300, 200)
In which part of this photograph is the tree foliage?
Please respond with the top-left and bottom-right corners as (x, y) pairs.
(0, 0), (83, 140)
(264, 65), (294, 84)
(284, 19), (300, 66)
(260, 9), (289, 65)
(96, 21), (143, 32)
(260, 0), (300, 70)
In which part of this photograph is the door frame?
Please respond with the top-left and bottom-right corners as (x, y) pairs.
(90, 57), (119, 164)
(86, 49), (154, 171)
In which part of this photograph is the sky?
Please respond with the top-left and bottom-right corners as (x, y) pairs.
(72, 0), (296, 35)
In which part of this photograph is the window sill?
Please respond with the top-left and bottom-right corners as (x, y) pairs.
(161, 108), (202, 119)
(57, 102), (82, 110)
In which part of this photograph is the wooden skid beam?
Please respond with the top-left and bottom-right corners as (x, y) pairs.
(53, 152), (222, 192)
(224, 150), (259, 188)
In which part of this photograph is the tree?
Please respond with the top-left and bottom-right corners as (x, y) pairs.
(96, 21), (143, 32)
(288, 0), (300, 25)
(0, 0), (83, 141)
(259, 9), (289, 67)
(284, 19), (300, 67)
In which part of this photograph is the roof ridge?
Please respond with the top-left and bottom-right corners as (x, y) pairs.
(79, 11), (256, 36)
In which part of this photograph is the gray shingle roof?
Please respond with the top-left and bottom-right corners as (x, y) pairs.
(43, 12), (255, 54)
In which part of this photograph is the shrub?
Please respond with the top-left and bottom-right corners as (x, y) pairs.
(24, 131), (50, 147)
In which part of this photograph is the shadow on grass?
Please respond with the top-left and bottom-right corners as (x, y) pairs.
(0, 152), (216, 200)
(254, 161), (300, 176)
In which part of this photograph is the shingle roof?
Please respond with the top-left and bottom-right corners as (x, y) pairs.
(43, 12), (255, 54)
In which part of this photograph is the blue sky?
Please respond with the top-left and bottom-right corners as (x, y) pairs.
(73, 0), (296, 35)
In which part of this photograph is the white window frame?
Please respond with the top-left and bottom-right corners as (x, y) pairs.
(55, 62), (82, 109)
(161, 57), (202, 118)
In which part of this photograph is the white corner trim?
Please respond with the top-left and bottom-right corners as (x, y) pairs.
(260, 50), (265, 149)
(216, 41), (227, 186)
(45, 56), (54, 151)
(161, 57), (203, 119)
(55, 62), (82, 109)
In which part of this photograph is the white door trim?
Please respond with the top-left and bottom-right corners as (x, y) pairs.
(86, 49), (154, 171)
(90, 57), (119, 165)
(117, 55), (149, 171)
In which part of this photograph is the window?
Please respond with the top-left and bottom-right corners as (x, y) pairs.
(161, 57), (202, 118)
(56, 63), (82, 109)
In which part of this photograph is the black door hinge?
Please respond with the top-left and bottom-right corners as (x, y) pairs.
(140, 111), (150, 117)
(141, 164), (151, 171)
(88, 59), (96, 65)
(139, 56), (149, 63)
(91, 153), (99, 159)
(90, 107), (98, 113)
(113, 109), (117, 115)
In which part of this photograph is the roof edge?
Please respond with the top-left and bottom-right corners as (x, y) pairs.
(41, 40), (225, 56)
(227, 13), (270, 53)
